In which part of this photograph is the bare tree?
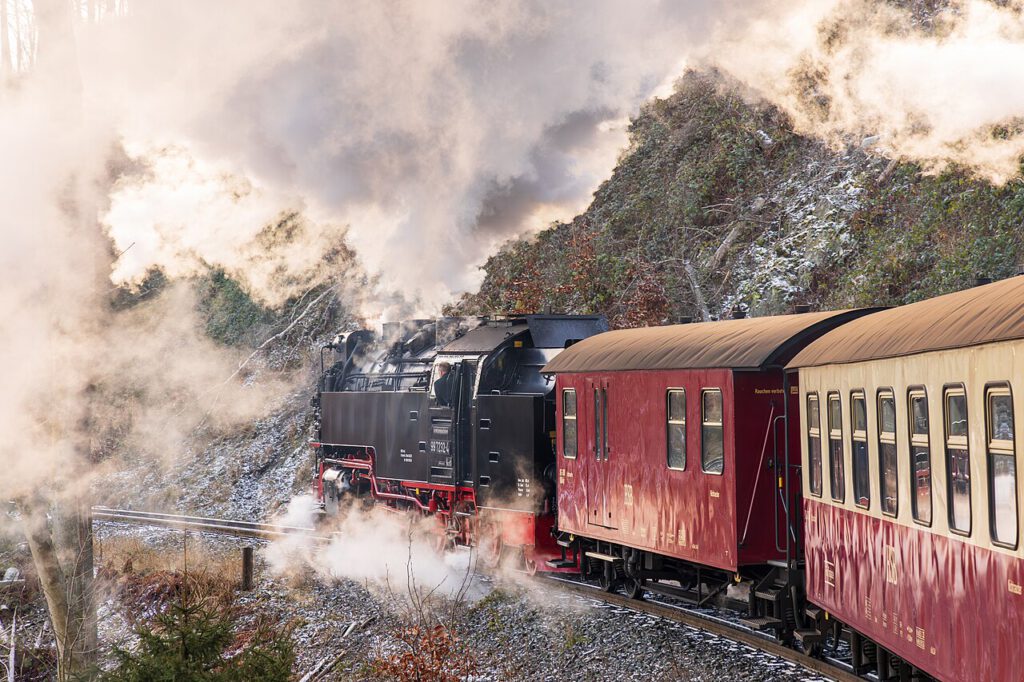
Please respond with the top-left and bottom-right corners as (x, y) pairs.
(18, 496), (97, 679)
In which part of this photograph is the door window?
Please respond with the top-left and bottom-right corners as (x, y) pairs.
(828, 393), (845, 502)
(667, 389), (686, 470)
(806, 393), (823, 497)
(944, 386), (971, 535)
(878, 391), (898, 516)
(562, 389), (577, 460)
(701, 389), (724, 474)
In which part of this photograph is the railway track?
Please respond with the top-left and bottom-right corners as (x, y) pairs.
(92, 508), (857, 680)
(91, 507), (331, 542)
(542, 575), (863, 682)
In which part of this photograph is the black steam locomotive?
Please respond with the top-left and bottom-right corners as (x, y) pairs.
(310, 314), (606, 570)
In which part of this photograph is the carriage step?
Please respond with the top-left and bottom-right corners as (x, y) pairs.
(794, 628), (823, 645)
(556, 538), (573, 548)
(584, 551), (621, 562)
(755, 587), (782, 601)
(805, 606), (823, 621)
(740, 616), (783, 631)
(545, 559), (577, 569)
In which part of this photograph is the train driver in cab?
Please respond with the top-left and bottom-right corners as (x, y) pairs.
(433, 361), (454, 406)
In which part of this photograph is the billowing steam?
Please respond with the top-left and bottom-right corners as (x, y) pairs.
(710, 0), (1024, 182)
(264, 496), (480, 599)
(4, 0), (1024, 524)
(86, 1), (721, 311)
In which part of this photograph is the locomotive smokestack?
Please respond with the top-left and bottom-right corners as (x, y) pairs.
(976, 274), (992, 287)
(676, 316), (693, 325)
(731, 308), (746, 319)
(793, 304), (811, 314)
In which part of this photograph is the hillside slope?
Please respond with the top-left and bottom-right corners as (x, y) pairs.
(450, 72), (1024, 327)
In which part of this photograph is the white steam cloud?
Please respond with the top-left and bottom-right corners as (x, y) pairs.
(711, 0), (1024, 182)
(5, 0), (1024, 510)
(264, 496), (480, 599)
(83, 0), (722, 311)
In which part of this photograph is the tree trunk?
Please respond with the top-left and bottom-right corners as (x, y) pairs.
(19, 496), (97, 681)
(18, 499), (72, 673)
(55, 499), (98, 675)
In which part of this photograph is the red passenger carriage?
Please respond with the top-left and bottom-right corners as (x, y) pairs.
(544, 310), (871, 617)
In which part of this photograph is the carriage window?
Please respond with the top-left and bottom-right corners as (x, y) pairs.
(701, 389), (724, 474)
(827, 393), (846, 502)
(851, 392), (870, 508)
(806, 394), (823, 497)
(667, 389), (686, 470)
(562, 389), (577, 460)
(986, 386), (1017, 547)
(944, 386), (971, 535)
(878, 391), (898, 517)
(909, 389), (932, 525)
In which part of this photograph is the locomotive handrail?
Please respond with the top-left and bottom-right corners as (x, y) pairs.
(772, 414), (789, 554)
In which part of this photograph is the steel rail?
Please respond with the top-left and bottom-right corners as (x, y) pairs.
(542, 575), (862, 682)
(91, 507), (332, 542)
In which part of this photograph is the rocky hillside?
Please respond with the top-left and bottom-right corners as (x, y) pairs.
(450, 71), (1024, 327)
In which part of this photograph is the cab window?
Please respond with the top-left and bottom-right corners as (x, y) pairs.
(562, 389), (577, 460)
(827, 393), (845, 502)
(701, 389), (724, 474)
(667, 389), (686, 470)
(878, 390), (898, 516)
(806, 393), (823, 497)
(944, 386), (971, 535)
(851, 391), (869, 508)
(909, 388), (932, 525)
(986, 385), (1017, 548)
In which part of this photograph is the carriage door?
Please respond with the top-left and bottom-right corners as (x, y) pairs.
(587, 378), (617, 528)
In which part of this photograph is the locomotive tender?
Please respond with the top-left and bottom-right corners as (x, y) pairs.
(311, 314), (607, 570)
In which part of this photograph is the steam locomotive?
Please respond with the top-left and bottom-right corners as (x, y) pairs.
(310, 314), (607, 571)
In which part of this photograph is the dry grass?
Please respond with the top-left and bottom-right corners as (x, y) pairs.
(96, 536), (244, 622)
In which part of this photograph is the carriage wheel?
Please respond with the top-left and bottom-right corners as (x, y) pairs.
(624, 576), (645, 600)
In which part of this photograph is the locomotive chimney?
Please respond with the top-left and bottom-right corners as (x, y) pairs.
(731, 308), (746, 319)
(975, 274), (992, 287)
(676, 316), (693, 325)
(793, 304), (811, 314)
